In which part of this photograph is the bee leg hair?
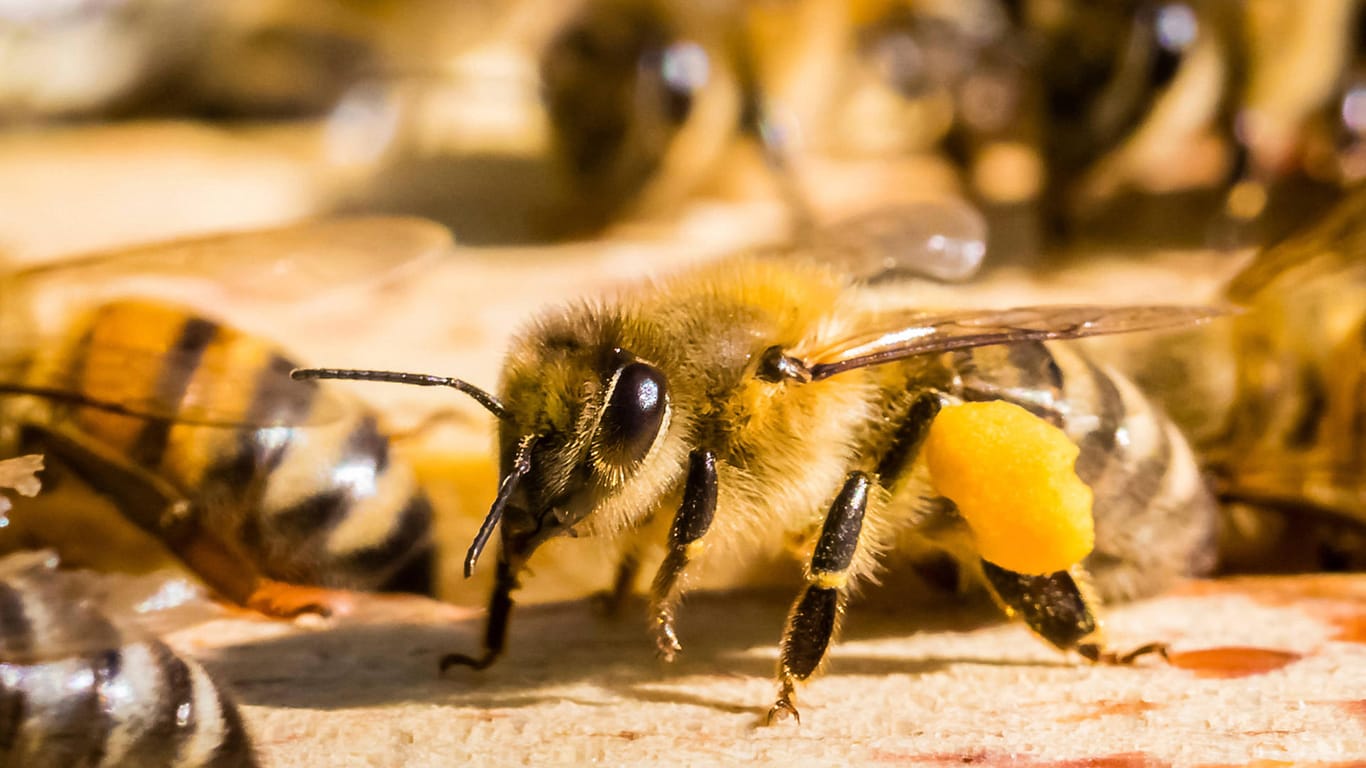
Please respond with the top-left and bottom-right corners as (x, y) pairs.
(767, 471), (871, 725)
(648, 450), (717, 661)
(980, 561), (1167, 664)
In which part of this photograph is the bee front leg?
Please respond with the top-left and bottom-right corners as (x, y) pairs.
(647, 450), (717, 661)
(768, 471), (871, 725)
(441, 555), (518, 672)
(980, 561), (1167, 664)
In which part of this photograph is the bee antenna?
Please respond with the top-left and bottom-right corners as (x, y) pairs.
(464, 435), (535, 577)
(290, 367), (510, 421)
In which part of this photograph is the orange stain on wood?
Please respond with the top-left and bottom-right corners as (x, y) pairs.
(1039, 755), (1166, 768)
(1061, 699), (1161, 722)
(1342, 699), (1366, 725)
(1175, 575), (1366, 605)
(1197, 761), (1366, 768)
(1330, 612), (1366, 643)
(881, 752), (1165, 767)
(1165, 647), (1302, 678)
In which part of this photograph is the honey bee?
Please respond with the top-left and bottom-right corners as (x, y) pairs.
(0, 219), (448, 617)
(0, 551), (257, 767)
(297, 222), (1223, 721)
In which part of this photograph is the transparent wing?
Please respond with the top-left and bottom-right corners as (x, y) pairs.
(1225, 188), (1366, 303)
(5, 216), (453, 302)
(802, 304), (1226, 380)
(775, 199), (988, 283)
(0, 339), (344, 428)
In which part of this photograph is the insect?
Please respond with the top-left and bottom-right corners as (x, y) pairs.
(0, 218), (448, 617)
(296, 225), (1223, 721)
(0, 550), (258, 767)
(1099, 186), (1366, 569)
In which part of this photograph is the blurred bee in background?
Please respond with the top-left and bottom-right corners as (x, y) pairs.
(0, 0), (506, 121)
(1099, 186), (1366, 570)
(839, 0), (1361, 249)
(0, 219), (449, 617)
(297, 208), (1224, 721)
(0, 551), (257, 767)
(2, 0), (1361, 252)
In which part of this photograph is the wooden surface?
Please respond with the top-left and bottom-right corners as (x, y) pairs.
(169, 572), (1366, 767)
(1, 119), (1360, 767)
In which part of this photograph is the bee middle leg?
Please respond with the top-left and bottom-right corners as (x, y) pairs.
(768, 471), (872, 725)
(591, 548), (640, 619)
(980, 560), (1167, 664)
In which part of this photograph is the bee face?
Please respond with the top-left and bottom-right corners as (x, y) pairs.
(496, 307), (685, 559)
(539, 0), (734, 227)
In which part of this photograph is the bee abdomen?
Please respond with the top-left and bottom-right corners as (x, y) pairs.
(1048, 344), (1219, 600)
(248, 411), (433, 590)
(951, 342), (1218, 600)
(0, 569), (257, 768)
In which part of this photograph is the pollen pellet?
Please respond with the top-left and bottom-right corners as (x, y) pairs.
(924, 401), (1095, 575)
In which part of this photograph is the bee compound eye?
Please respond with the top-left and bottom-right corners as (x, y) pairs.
(597, 362), (669, 466)
(647, 40), (709, 124)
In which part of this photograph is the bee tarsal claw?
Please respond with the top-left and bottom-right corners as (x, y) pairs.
(653, 625), (683, 662)
(765, 697), (801, 726)
(1078, 641), (1170, 665)
(439, 652), (497, 673)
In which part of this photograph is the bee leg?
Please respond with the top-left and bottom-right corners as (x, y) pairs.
(980, 561), (1167, 665)
(18, 425), (345, 619)
(19, 424), (186, 532)
(441, 554), (517, 672)
(648, 450), (717, 661)
(591, 547), (640, 619)
(768, 471), (871, 726)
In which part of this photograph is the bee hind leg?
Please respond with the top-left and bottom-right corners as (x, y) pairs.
(980, 560), (1167, 665)
(767, 471), (872, 726)
(647, 450), (717, 661)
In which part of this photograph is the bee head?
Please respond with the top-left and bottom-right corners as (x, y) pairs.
(486, 311), (688, 571)
(290, 309), (690, 579)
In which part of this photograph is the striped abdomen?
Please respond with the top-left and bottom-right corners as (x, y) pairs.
(24, 300), (433, 591)
(920, 341), (1218, 601)
(0, 568), (256, 768)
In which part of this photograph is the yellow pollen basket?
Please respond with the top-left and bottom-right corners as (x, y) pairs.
(924, 401), (1095, 575)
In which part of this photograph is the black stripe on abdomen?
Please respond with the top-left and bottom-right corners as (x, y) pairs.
(119, 641), (195, 767)
(1072, 358), (1125, 486)
(0, 583), (33, 658)
(259, 413), (390, 547)
(205, 681), (257, 768)
(129, 316), (219, 469)
(201, 352), (321, 546)
(337, 494), (434, 586)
